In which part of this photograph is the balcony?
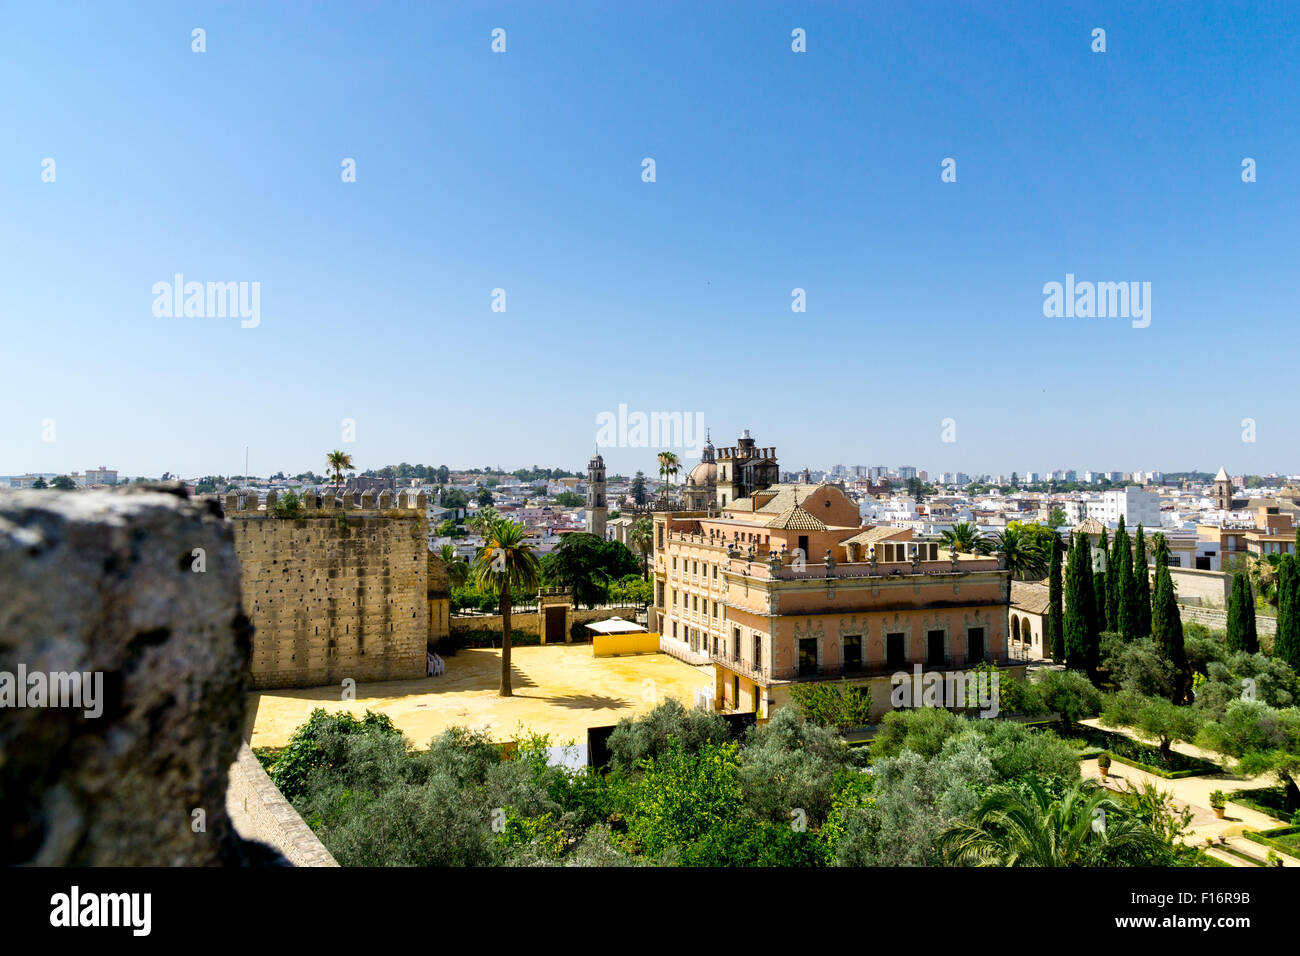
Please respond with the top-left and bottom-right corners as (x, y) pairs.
(710, 647), (767, 683)
(659, 634), (710, 667)
(776, 655), (1019, 683)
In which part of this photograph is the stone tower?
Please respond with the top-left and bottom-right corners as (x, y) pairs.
(1213, 465), (1234, 512)
(715, 429), (779, 509)
(586, 453), (607, 538)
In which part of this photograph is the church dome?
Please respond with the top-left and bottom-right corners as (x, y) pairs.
(687, 460), (717, 487)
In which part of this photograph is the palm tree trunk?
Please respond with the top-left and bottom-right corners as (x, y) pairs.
(500, 580), (513, 697)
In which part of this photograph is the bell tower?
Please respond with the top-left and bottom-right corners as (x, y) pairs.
(1213, 465), (1234, 512)
(586, 453), (607, 538)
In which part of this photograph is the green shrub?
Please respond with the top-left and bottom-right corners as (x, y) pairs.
(869, 707), (969, 761)
(271, 490), (303, 518)
(267, 708), (401, 801)
(442, 628), (537, 651)
(789, 680), (873, 732)
(1037, 669), (1103, 732)
(605, 699), (730, 771)
(1242, 827), (1300, 861)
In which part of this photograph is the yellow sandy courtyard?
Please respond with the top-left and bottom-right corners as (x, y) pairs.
(244, 644), (714, 749)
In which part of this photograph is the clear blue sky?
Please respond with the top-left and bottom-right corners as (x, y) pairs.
(3, 2), (1297, 480)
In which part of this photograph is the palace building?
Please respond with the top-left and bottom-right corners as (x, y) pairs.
(652, 479), (1018, 719)
(680, 428), (782, 512)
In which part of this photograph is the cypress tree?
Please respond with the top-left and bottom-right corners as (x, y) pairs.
(1063, 533), (1089, 671)
(1150, 538), (1187, 703)
(1106, 518), (1125, 627)
(1115, 521), (1136, 642)
(1243, 574), (1258, 654)
(1047, 531), (1065, 661)
(1078, 534), (1100, 673)
(1095, 526), (1110, 632)
(1226, 571), (1247, 653)
(1132, 525), (1151, 638)
(1093, 567), (1107, 633)
(1276, 555), (1300, 671)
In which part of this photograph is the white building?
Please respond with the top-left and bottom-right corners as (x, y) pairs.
(84, 466), (118, 486)
(1064, 498), (1102, 525)
(1093, 486), (1161, 529)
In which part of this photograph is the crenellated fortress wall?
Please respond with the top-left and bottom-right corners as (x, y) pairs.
(226, 488), (430, 689)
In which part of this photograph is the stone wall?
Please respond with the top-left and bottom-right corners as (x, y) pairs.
(227, 490), (428, 689)
(1178, 602), (1277, 636)
(226, 743), (337, 866)
(447, 606), (642, 641)
(1169, 566), (1232, 607)
(0, 485), (271, 865)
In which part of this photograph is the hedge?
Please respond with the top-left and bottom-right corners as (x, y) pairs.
(1226, 786), (1297, 821)
(434, 628), (537, 654)
(1242, 826), (1300, 861)
(1105, 751), (1218, 780)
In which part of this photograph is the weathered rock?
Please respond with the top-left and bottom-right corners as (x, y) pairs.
(0, 483), (256, 865)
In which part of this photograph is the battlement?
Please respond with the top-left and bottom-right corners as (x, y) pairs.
(717, 445), (776, 460)
(223, 487), (428, 517)
(227, 487), (430, 690)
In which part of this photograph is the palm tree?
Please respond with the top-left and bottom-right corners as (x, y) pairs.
(1249, 553), (1282, 608)
(438, 543), (470, 588)
(326, 449), (354, 497)
(473, 518), (540, 697)
(656, 451), (680, 497)
(938, 779), (1164, 866)
(939, 521), (987, 555)
(629, 517), (654, 580)
(468, 506), (500, 542)
(990, 525), (1050, 581)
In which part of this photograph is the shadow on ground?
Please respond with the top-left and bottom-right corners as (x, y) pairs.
(538, 693), (633, 711)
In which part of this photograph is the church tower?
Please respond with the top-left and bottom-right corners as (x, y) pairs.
(1213, 465), (1234, 512)
(715, 429), (779, 509)
(586, 453), (607, 538)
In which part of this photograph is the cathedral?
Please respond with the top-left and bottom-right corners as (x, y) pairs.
(681, 429), (780, 511)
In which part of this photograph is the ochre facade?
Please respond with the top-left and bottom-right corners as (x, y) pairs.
(227, 490), (432, 689)
(653, 482), (1015, 719)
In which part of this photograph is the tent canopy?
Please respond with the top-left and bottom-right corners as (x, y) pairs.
(585, 616), (648, 634)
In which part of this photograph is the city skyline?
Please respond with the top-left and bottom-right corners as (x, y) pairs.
(2, 448), (1286, 486)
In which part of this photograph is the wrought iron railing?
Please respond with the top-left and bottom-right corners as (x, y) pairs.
(709, 648), (767, 682)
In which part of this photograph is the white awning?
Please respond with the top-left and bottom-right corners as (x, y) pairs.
(585, 616), (647, 634)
